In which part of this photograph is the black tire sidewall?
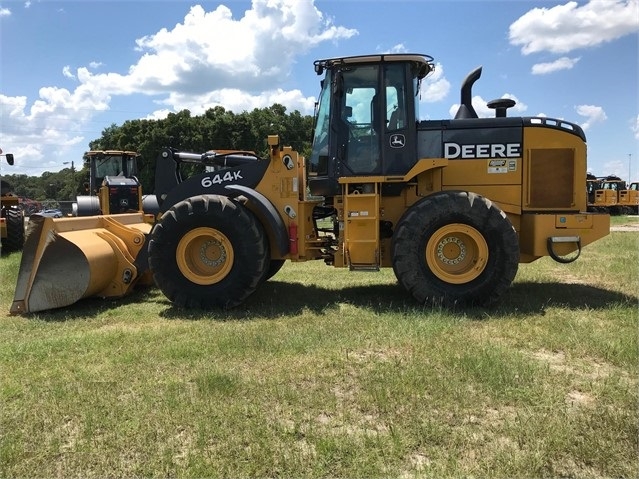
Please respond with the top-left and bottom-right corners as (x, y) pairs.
(392, 191), (519, 306)
(3, 208), (24, 253)
(262, 259), (285, 282)
(149, 195), (268, 308)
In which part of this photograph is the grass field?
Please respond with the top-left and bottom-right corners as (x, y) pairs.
(1, 217), (637, 478)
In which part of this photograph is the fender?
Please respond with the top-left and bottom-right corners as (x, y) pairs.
(155, 149), (270, 212)
(225, 184), (289, 257)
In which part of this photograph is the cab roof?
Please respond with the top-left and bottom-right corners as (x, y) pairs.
(84, 150), (139, 157)
(314, 53), (435, 79)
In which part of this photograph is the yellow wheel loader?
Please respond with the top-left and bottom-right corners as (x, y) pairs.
(11, 53), (610, 314)
(1, 153), (25, 255)
(73, 150), (159, 217)
(618, 181), (639, 215)
(586, 173), (604, 212)
(594, 175), (634, 215)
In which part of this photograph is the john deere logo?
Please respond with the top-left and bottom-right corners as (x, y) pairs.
(390, 134), (405, 148)
(444, 142), (521, 159)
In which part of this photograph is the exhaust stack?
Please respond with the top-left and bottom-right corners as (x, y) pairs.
(454, 66), (482, 119)
(11, 213), (153, 314)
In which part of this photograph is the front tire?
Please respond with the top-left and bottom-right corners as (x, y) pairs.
(262, 259), (285, 282)
(149, 195), (269, 309)
(391, 191), (519, 307)
(2, 209), (24, 254)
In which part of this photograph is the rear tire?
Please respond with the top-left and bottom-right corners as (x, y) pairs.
(391, 191), (519, 307)
(149, 195), (269, 309)
(2, 209), (24, 254)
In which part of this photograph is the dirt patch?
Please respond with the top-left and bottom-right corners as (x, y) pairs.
(610, 217), (639, 231)
(566, 390), (595, 408)
(611, 225), (639, 231)
(527, 349), (636, 385)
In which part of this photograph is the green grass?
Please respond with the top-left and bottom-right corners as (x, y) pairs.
(0, 230), (637, 478)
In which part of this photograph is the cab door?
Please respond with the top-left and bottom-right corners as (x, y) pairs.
(380, 62), (418, 175)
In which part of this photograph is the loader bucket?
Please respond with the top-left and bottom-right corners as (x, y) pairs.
(10, 213), (153, 314)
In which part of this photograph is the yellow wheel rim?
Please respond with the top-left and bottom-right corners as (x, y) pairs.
(425, 223), (488, 284)
(176, 227), (234, 285)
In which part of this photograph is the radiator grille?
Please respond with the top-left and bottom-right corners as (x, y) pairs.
(528, 148), (574, 208)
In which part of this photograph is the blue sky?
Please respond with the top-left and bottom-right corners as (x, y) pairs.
(1, 0), (637, 181)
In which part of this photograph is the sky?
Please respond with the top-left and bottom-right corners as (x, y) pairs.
(0, 0), (637, 181)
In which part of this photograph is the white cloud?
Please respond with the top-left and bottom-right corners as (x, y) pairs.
(156, 88), (315, 117)
(62, 66), (75, 80)
(1, 0), (356, 174)
(145, 109), (173, 121)
(602, 159), (626, 178)
(386, 44), (408, 54)
(0, 6), (10, 16)
(125, 1), (357, 96)
(420, 63), (450, 104)
(576, 104), (607, 131)
(509, 0), (639, 55)
(632, 114), (639, 139)
(531, 56), (581, 75)
(63, 1), (357, 101)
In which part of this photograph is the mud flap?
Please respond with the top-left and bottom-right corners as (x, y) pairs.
(10, 213), (152, 314)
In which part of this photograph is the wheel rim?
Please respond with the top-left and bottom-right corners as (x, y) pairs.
(176, 227), (234, 285)
(425, 223), (488, 284)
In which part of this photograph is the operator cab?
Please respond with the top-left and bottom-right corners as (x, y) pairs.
(74, 150), (143, 216)
(85, 150), (140, 194)
(308, 54), (435, 196)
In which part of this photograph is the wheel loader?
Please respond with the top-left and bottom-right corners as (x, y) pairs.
(594, 175), (635, 215)
(73, 150), (159, 217)
(10, 53), (610, 314)
(618, 181), (639, 215)
(586, 173), (604, 212)
(1, 153), (25, 255)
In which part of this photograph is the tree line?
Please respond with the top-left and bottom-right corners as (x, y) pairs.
(2, 104), (315, 203)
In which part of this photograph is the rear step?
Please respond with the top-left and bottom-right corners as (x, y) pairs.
(11, 213), (153, 314)
(348, 262), (380, 272)
(343, 183), (380, 271)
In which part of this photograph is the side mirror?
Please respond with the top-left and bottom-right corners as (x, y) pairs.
(5, 153), (14, 165)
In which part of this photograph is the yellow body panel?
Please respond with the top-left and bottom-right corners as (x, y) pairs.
(252, 145), (323, 262)
(619, 189), (639, 207)
(595, 189), (618, 207)
(519, 213), (610, 262)
(342, 184), (380, 269)
(522, 127), (587, 211)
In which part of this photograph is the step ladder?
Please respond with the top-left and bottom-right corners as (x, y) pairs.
(343, 183), (380, 271)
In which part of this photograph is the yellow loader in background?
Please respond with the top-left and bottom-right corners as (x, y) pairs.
(11, 53), (610, 314)
(618, 181), (639, 215)
(73, 150), (159, 217)
(593, 175), (638, 215)
(1, 153), (25, 255)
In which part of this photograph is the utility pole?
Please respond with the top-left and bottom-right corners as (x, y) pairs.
(629, 153), (632, 184)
